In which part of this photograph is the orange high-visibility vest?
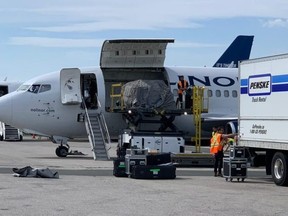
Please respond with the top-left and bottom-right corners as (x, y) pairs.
(210, 133), (223, 154)
(178, 80), (188, 94)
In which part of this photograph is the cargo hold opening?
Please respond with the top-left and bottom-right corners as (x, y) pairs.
(99, 39), (175, 113)
(102, 67), (170, 112)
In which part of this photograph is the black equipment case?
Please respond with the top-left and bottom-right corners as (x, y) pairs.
(229, 146), (245, 159)
(125, 154), (147, 175)
(146, 153), (171, 165)
(223, 157), (247, 182)
(113, 158), (128, 177)
(223, 146), (248, 182)
(130, 164), (176, 179)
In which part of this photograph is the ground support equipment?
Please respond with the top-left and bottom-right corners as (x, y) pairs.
(223, 146), (247, 182)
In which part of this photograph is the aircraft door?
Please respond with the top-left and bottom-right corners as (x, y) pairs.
(60, 68), (82, 105)
(81, 74), (98, 109)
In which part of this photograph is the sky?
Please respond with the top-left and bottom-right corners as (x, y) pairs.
(1, 0), (288, 81)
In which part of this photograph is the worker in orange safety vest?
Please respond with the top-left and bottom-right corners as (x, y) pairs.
(210, 126), (236, 177)
(177, 75), (188, 109)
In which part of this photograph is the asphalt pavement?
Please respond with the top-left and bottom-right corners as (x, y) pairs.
(0, 136), (287, 216)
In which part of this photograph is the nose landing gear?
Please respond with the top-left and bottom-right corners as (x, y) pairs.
(55, 145), (69, 157)
(50, 136), (70, 157)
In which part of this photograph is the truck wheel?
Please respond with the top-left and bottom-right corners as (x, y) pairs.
(271, 152), (288, 186)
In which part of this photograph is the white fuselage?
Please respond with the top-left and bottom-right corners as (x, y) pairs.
(0, 66), (238, 140)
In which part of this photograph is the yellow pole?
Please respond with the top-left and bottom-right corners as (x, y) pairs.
(192, 86), (204, 153)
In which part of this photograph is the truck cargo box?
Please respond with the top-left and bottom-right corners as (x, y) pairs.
(239, 53), (288, 150)
(239, 53), (288, 186)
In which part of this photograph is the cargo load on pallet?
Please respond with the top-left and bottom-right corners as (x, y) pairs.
(122, 80), (176, 110)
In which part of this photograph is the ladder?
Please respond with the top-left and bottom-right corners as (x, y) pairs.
(192, 86), (205, 153)
(110, 83), (124, 111)
(84, 111), (111, 160)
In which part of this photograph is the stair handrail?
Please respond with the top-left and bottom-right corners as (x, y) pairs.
(98, 111), (111, 144)
(94, 92), (111, 144)
(81, 97), (96, 149)
(82, 96), (110, 159)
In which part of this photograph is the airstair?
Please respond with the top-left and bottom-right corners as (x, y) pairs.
(84, 111), (111, 160)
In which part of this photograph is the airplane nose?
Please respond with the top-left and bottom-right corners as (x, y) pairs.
(0, 94), (13, 124)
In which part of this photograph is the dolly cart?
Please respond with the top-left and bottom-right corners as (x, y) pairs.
(223, 146), (247, 182)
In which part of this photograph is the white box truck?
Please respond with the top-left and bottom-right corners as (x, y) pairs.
(237, 53), (288, 186)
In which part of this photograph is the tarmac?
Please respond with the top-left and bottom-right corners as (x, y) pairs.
(1, 136), (288, 216)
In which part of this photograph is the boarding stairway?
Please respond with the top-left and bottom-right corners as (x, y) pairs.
(4, 124), (20, 140)
(83, 109), (111, 160)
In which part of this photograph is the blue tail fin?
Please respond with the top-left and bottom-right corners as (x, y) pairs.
(213, 35), (254, 68)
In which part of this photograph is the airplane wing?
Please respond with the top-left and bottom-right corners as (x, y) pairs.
(22, 129), (50, 137)
(203, 116), (237, 121)
(202, 113), (237, 121)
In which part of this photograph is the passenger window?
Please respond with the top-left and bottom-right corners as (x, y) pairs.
(208, 90), (213, 97)
(216, 90), (221, 97)
(28, 84), (40, 94)
(224, 90), (229, 97)
(39, 84), (51, 93)
(232, 90), (238, 98)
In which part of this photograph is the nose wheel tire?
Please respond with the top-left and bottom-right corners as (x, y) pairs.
(55, 146), (69, 157)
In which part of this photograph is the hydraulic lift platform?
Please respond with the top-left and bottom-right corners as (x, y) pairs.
(111, 84), (214, 167)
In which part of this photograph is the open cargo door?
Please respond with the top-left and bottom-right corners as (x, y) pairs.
(60, 68), (82, 104)
(100, 39), (174, 68)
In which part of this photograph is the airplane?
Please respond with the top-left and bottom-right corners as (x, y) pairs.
(0, 81), (22, 96)
(0, 81), (24, 141)
(0, 36), (253, 158)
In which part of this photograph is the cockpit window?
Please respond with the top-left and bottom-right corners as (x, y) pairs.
(28, 85), (40, 94)
(17, 84), (51, 94)
(39, 84), (51, 93)
(17, 85), (30, 91)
